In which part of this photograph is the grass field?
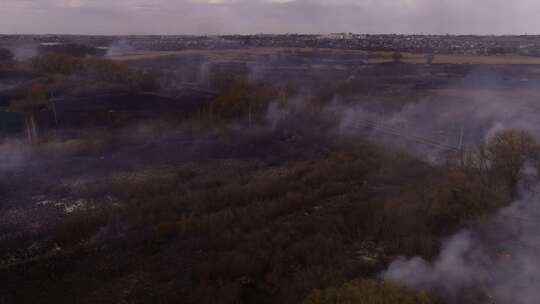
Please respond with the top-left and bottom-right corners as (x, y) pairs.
(398, 52), (540, 65)
(110, 47), (540, 65)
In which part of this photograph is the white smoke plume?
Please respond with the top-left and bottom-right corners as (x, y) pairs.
(105, 39), (134, 57)
(9, 43), (38, 61)
(383, 186), (540, 304)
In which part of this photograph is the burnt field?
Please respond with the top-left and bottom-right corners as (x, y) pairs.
(1, 46), (540, 304)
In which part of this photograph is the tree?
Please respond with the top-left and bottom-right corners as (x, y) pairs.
(392, 52), (404, 64)
(304, 279), (433, 304)
(0, 48), (14, 62)
(427, 170), (503, 234)
(486, 129), (538, 193)
(210, 79), (275, 124)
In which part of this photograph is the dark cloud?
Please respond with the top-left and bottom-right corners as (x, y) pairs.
(1, 0), (538, 35)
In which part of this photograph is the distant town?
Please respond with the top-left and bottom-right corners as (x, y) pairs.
(3, 33), (540, 56)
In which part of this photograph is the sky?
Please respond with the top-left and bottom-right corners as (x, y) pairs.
(0, 0), (538, 35)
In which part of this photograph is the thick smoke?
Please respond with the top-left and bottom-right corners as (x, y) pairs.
(383, 185), (540, 304)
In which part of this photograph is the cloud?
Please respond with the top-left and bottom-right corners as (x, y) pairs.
(0, 0), (539, 35)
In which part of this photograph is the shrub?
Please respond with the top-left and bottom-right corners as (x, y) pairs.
(50, 209), (109, 247)
(486, 128), (538, 191)
(210, 79), (277, 122)
(38, 43), (99, 57)
(426, 170), (501, 234)
(29, 55), (159, 90)
(10, 83), (49, 112)
(30, 54), (84, 74)
(0, 48), (14, 62)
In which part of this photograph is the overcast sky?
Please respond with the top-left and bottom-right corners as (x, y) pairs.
(1, 0), (538, 35)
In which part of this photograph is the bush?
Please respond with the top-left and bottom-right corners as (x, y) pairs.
(10, 83), (49, 112)
(29, 55), (159, 90)
(0, 48), (14, 62)
(30, 54), (84, 74)
(426, 170), (502, 234)
(50, 209), (109, 247)
(486, 129), (538, 191)
(38, 43), (100, 58)
(30, 127), (514, 303)
(303, 279), (433, 304)
(210, 79), (277, 122)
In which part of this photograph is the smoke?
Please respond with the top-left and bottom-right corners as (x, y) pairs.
(105, 39), (134, 57)
(248, 59), (269, 83)
(9, 43), (38, 61)
(382, 185), (540, 304)
(0, 139), (31, 172)
(255, 63), (540, 165)
(330, 80), (540, 160)
(266, 97), (309, 129)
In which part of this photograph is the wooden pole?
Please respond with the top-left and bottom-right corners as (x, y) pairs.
(24, 115), (32, 144)
(23, 110), (39, 145)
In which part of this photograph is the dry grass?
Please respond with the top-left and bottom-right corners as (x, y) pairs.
(110, 47), (370, 62)
(395, 52), (540, 65)
(111, 47), (540, 65)
(429, 87), (540, 102)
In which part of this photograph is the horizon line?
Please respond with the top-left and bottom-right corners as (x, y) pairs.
(2, 32), (540, 37)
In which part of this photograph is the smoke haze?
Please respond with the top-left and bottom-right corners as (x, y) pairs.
(383, 185), (540, 304)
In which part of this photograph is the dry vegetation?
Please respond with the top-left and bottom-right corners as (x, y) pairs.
(304, 279), (434, 304)
(2, 48), (540, 304)
(28, 53), (159, 91)
(2, 116), (535, 304)
(110, 47), (540, 65)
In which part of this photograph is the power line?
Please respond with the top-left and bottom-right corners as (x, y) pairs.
(357, 118), (457, 150)
(353, 118), (461, 151)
